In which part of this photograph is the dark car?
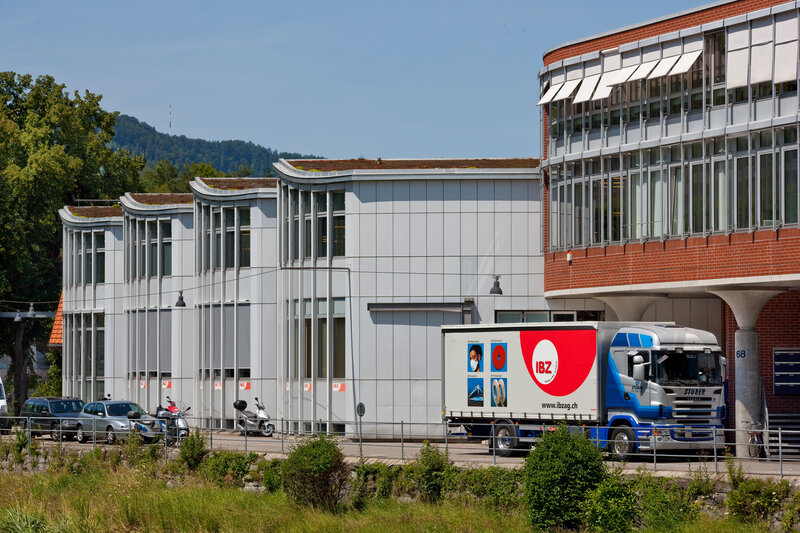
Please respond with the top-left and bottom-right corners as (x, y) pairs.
(19, 397), (85, 440)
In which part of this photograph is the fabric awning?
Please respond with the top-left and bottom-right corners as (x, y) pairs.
(726, 48), (750, 88)
(775, 41), (799, 83)
(750, 43), (773, 84)
(668, 50), (703, 76)
(551, 79), (582, 102)
(591, 71), (620, 100)
(647, 55), (681, 79)
(537, 82), (564, 106)
(627, 59), (660, 81)
(572, 74), (601, 104)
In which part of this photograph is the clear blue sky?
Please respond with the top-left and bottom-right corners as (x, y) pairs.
(3, 1), (702, 160)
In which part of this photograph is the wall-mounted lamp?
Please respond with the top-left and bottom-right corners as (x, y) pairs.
(489, 274), (503, 295)
(174, 290), (186, 307)
(14, 310), (22, 322)
(566, 251), (573, 265)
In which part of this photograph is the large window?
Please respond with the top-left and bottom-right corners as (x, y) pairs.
(332, 192), (345, 257)
(239, 207), (251, 268)
(316, 193), (327, 259)
(160, 221), (172, 276)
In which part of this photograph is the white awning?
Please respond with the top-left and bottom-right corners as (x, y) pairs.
(775, 41), (799, 83)
(668, 50), (703, 76)
(537, 82), (564, 106)
(627, 59), (660, 81)
(551, 79), (582, 102)
(591, 71), (620, 100)
(726, 48), (750, 88)
(572, 74), (601, 104)
(609, 65), (639, 86)
(750, 43), (773, 84)
(647, 55), (681, 79)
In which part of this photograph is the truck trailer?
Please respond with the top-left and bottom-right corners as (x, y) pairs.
(442, 322), (727, 458)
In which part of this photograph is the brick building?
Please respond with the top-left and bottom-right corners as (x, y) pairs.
(538, 0), (800, 454)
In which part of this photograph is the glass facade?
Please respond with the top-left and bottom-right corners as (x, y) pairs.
(541, 13), (800, 251)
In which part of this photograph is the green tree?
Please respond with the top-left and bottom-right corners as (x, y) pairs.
(0, 72), (144, 412)
(138, 159), (179, 193)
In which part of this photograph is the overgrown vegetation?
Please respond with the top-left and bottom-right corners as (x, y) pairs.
(281, 435), (349, 511)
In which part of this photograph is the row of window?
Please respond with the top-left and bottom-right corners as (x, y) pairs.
(282, 188), (345, 262)
(288, 298), (347, 380)
(63, 313), (105, 401)
(547, 128), (800, 250)
(126, 309), (172, 375)
(198, 205), (251, 272)
(197, 303), (251, 377)
(125, 219), (172, 281)
(66, 230), (105, 286)
(495, 310), (604, 323)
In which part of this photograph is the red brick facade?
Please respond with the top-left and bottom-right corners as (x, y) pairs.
(722, 292), (800, 425)
(543, 0), (791, 67)
(544, 228), (800, 293)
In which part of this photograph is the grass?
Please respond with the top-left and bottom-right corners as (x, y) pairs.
(0, 468), (531, 532)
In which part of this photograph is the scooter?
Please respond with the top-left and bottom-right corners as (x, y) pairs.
(155, 396), (191, 445)
(233, 397), (274, 437)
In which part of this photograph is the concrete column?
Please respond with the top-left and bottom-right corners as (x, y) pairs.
(594, 294), (664, 322)
(709, 289), (781, 457)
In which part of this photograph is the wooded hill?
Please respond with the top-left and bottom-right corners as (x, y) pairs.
(111, 114), (321, 176)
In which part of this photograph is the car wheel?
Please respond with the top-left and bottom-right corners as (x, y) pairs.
(51, 423), (61, 441)
(76, 425), (86, 443)
(491, 423), (517, 457)
(610, 427), (636, 461)
(260, 421), (274, 437)
(106, 426), (116, 445)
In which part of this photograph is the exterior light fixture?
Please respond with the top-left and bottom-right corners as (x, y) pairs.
(489, 275), (503, 295)
(566, 251), (573, 265)
(175, 291), (186, 307)
(14, 310), (22, 322)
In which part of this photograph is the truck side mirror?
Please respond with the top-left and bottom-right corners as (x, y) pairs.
(720, 356), (727, 380)
(632, 355), (646, 382)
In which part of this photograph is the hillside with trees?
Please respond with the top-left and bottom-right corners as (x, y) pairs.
(112, 114), (321, 177)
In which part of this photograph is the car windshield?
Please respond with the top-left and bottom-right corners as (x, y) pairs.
(50, 400), (84, 414)
(106, 403), (146, 417)
(653, 350), (723, 386)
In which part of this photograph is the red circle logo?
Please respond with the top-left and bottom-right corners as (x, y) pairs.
(492, 344), (507, 371)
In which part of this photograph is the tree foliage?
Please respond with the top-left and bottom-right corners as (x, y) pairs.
(112, 114), (321, 178)
(0, 72), (144, 411)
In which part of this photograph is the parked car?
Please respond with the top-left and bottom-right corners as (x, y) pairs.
(76, 400), (161, 444)
(19, 397), (85, 440)
(0, 377), (9, 434)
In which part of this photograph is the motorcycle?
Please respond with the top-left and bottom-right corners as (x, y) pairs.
(155, 396), (191, 445)
(233, 397), (274, 437)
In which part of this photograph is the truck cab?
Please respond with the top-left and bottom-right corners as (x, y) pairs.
(604, 324), (726, 459)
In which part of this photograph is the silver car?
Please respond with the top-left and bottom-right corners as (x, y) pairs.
(76, 400), (161, 444)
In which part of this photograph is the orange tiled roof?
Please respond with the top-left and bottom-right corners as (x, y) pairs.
(48, 292), (63, 348)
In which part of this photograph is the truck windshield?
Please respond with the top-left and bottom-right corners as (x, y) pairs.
(652, 351), (722, 386)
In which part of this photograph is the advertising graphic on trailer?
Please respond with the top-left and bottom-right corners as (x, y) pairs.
(444, 325), (599, 420)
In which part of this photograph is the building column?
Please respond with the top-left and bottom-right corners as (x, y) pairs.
(593, 294), (664, 322)
(709, 289), (781, 457)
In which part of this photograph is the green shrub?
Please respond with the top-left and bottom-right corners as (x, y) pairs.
(179, 430), (207, 470)
(12, 428), (28, 463)
(412, 441), (451, 503)
(632, 472), (697, 530)
(781, 491), (800, 532)
(282, 436), (348, 512)
(727, 477), (790, 522)
(447, 467), (523, 511)
(351, 463), (394, 510)
(583, 473), (636, 533)
(256, 458), (283, 493)
(524, 425), (606, 530)
(202, 451), (257, 487)
(686, 463), (716, 499)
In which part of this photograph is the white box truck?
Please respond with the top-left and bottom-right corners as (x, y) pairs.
(442, 322), (727, 458)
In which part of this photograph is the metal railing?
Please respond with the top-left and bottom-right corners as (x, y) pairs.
(3, 415), (800, 478)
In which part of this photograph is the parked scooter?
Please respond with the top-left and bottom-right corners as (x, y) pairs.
(233, 397), (274, 437)
(155, 396), (191, 445)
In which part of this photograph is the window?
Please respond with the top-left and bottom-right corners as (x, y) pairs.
(138, 220), (146, 278)
(302, 191), (311, 259)
(239, 206), (251, 268)
(213, 210), (221, 270)
(291, 189), (299, 261)
(316, 193), (327, 259)
(95, 233), (105, 283)
(332, 192), (345, 257)
(83, 232), (92, 284)
(785, 149), (798, 224)
(160, 221), (172, 276)
(225, 209), (235, 269)
(774, 349), (800, 395)
(332, 298), (346, 378)
(317, 299), (327, 378)
(148, 220), (157, 278)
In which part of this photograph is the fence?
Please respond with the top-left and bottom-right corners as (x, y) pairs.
(2, 415), (798, 477)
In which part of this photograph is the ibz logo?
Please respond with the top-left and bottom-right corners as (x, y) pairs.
(521, 330), (596, 397)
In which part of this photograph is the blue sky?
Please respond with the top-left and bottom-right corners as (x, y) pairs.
(4, 1), (702, 160)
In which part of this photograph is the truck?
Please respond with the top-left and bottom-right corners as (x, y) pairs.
(442, 322), (727, 458)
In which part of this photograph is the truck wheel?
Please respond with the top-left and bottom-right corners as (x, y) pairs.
(610, 427), (635, 461)
(491, 423), (517, 457)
